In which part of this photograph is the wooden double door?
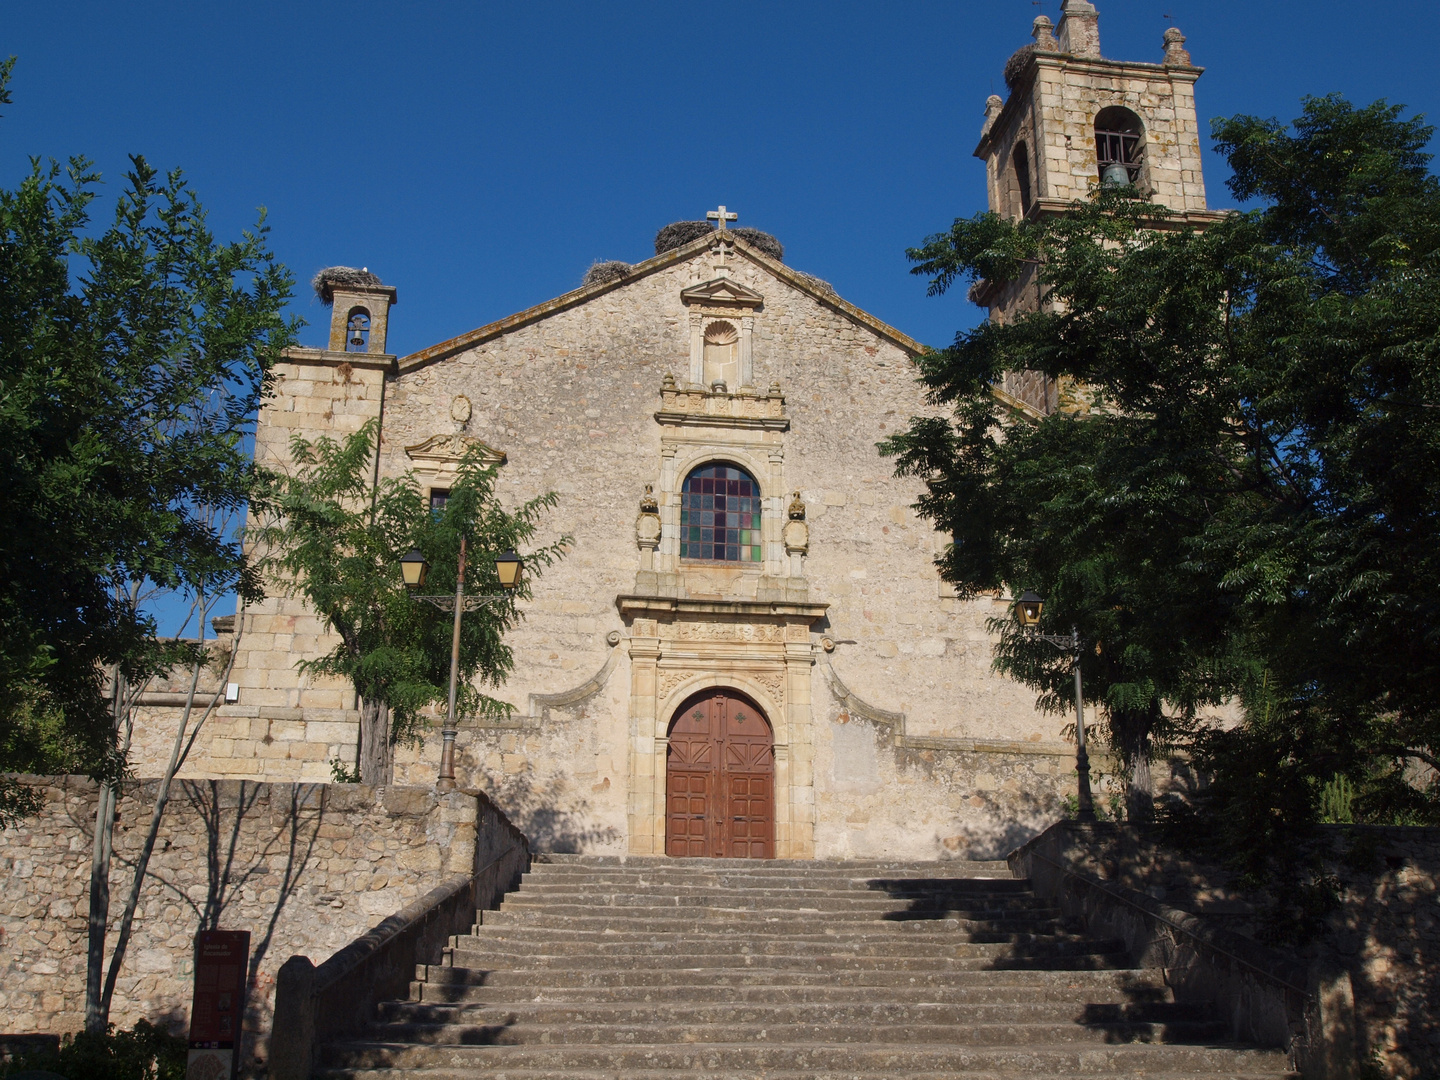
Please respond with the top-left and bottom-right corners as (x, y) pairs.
(666, 689), (775, 859)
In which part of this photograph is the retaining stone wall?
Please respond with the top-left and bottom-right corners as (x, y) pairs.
(0, 776), (477, 1073)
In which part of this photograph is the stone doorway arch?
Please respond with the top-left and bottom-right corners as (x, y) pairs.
(666, 688), (775, 859)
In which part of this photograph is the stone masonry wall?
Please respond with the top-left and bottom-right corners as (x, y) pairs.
(1050, 824), (1439, 1079)
(0, 776), (476, 1072)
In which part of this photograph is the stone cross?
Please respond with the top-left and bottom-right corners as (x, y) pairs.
(707, 206), (737, 231)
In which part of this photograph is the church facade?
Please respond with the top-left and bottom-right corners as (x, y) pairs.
(136, 1), (1213, 860)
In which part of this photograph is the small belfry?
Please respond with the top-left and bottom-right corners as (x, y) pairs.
(972, 0), (1224, 415)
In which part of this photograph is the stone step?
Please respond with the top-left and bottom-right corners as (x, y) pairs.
(412, 981), (1178, 1008)
(464, 921), (1071, 944)
(515, 879), (1045, 899)
(411, 964), (1176, 999)
(531, 854), (1014, 872)
(500, 895), (927, 913)
(320, 1069), (1294, 1080)
(520, 867), (1023, 883)
(452, 933), (1106, 960)
(362, 1018), (1233, 1049)
(480, 907), (1054, 928)
(320, 1039), (1292, 1074)
(451, 934), (1126, 965)
(377, 999), (1210, 1027)
(511, 887), (1054, 913)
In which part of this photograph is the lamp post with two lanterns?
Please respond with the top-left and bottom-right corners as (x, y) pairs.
(1015, 591), (1096, 823)
(399, 540), (523, 792)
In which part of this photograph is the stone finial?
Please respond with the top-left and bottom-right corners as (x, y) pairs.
(788, 491), (807, 521)
(768, 381), (783, 397)
(662, 371), (676, 390)
(1162, 26), (1192, 66)
(982, 94), (1005, 137)
(636, 485), (662, 568)
(1032, 15), (1060, 51)
(1057, 0), (1101, 58)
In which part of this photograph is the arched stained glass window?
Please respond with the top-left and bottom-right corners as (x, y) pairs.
(680, 463), (762, 563)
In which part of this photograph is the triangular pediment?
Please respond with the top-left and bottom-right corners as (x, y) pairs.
(680, 277), (765, 309)
(404, 433), (507, 466)
(398, 229), (924, 372)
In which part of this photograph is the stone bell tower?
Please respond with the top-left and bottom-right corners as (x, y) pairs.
(220, 267), (399, 746)
(973, 0), (1223, 415)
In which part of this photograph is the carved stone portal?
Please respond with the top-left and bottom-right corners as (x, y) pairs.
(617, 594), (825, 859)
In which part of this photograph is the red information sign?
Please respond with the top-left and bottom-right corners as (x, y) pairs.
(188, 930), (249, 1080)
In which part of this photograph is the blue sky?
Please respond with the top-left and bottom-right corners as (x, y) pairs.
(4, 1), (1434, 632)
(5, 1), (1434, 356)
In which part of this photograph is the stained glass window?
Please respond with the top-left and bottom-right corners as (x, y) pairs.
(679, 463), (763, 563)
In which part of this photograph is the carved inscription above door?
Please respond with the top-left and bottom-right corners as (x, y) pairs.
(665, 689), (774, 858)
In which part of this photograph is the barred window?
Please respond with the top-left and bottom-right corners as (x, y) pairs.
(679, 463), (762, 563)
(1094, 105), (1144, 185)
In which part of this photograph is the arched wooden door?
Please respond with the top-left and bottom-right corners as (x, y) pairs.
(666, 689), (774, 859)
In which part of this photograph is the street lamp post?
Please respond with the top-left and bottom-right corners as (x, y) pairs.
(1015, 592), (1096, 823)
(400, 542), (523, 792)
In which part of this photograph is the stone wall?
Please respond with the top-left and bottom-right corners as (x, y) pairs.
(1020, 823), (1440, 1079)
(0, 776), (477, 1072)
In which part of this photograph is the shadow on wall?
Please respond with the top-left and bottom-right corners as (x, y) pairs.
(930, 788), (1069, 862)
(476, 771), (618, 854)
(88, 781), (327, 1065)
(183, 780), (324, 1055)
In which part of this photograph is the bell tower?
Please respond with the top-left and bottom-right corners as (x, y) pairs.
(973, 1), (1224, 414)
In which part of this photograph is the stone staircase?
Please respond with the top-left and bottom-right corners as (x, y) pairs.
(316, 854), (1297, 1079)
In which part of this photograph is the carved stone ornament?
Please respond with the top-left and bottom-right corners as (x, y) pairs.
(680, 277), (765, 311)
(788, 491), (806, 520)
(636, 485), (662, 548)
(450, 395), (472, 423)
(404, 433), (506, 467)
(783, 518), (809, 556)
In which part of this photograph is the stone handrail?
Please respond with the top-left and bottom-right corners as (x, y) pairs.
(1009, 822), (1356, 1080)
(270, 790), (529, 1080)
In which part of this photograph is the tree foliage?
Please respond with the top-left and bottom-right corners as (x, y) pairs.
(255, 420), (568, 782)
(883, 95), (1440, 829)
(0, 56), (297, 799)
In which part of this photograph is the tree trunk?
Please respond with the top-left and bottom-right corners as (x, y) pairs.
(358, 697), (391, 785)
(85, 663), (128, 1034)
(1127, 720), (1155, 824)
(84, 778), (116, 1034)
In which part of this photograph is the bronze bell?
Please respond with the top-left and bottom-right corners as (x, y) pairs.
(1101, 162), (1132, 187)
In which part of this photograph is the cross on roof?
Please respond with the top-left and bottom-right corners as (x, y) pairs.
(707, 205), (737, 231)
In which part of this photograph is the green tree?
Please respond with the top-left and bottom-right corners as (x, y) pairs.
(0, 57), (298, 1028)
(255, 420), (568, 783)
(883, 95), (1440, 826)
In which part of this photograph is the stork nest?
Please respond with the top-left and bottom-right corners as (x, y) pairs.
(582, 260), (632, 288)
(653, 221), (785, 261)
(733, 227), (784, 261)
(1003, 44), (1036, 90)
(654, 220), (715, 254)
(794, 271), (835, 296)
(312, 266), (383, 305)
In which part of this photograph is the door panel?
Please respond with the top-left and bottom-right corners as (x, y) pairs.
(665, 689), (774, 859)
